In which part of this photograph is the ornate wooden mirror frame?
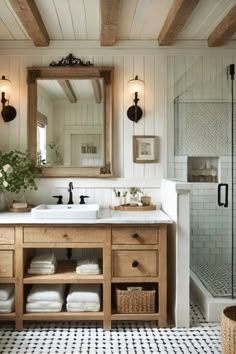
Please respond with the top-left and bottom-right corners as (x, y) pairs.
(27, 54), (114, 177)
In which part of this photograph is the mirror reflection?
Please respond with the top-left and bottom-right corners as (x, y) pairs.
(36, 78), (104, 168)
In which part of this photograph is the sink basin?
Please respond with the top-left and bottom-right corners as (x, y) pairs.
(31, 204), (99, 219)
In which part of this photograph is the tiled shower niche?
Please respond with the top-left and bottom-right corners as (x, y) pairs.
(187, 157), (219, 183)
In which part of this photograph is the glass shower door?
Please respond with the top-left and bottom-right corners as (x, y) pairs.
(174, 63), (235, 298)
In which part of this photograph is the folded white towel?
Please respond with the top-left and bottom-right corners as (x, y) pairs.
(27, 284), (65, 303)
(67, 284), (100, 303)
(67, 301), (100, 312)
(26, 301), (63, 312)
(27, 265), (56, 274)
(31, 253), (56, 266)
(0, 295), (15, 312)
(76, 269), (101, 274)
(0, 284), (14, 301)
(30, 258), (56, 269)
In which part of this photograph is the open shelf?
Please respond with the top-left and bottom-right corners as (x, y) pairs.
(0, 278), (16, 283)
(0, 312), (16, 320)
(23, 311), (104, 321)
(24, 260), (103, 284)
(111, 311), (159, 321)
(112, 277), (160, 283)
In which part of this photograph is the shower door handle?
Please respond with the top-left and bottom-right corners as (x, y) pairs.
(217, 183), (228, 207)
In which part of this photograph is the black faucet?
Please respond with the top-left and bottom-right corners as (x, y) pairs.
(68, 182), (73, 204)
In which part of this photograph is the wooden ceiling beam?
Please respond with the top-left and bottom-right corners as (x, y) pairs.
(91, 80), (102, 104)
(57, 80), (77, 104)
(100, 0), (120, 46)
(158, 0), (200, 46)
(208, 5), (236, 47)
(9, 0), (49, 46)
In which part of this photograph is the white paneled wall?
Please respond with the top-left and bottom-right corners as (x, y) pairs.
(0, 53), (165, 207)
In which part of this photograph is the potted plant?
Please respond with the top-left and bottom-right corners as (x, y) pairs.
(0, 150), (38, 210)
(129, 186), (143, 206)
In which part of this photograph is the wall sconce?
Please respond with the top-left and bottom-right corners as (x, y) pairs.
(0, 76), (17, 122)
(127, 75), (144, 123)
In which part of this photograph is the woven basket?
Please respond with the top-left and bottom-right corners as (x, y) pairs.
(116, 287), (156, 313)
(221, 306), (236, 354)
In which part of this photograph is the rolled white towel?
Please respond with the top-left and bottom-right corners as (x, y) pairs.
(67, 301), (100, 312)
(67, 284), (100, 303)
(0, 294), (15, 313)
(31, 253), (56, 267)
(0, 284), (14, 301)
(27, 284), (65, 303)
(26, 301), (63, 312)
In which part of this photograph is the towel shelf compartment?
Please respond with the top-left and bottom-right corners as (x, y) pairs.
(23, 227), (107, 243)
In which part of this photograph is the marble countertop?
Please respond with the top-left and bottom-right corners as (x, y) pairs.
(0, 208), (173, 224)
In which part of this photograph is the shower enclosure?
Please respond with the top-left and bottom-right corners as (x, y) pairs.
(173, 64), (235, 299)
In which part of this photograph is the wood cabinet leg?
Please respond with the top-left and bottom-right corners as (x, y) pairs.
(15, 319), (23, 330)
(103, 319), (111, 330)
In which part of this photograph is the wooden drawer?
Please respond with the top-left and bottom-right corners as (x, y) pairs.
(0, 227), (15, 245)
(0, 251), (14, 277)
(23, 227), (107, 243)
(113, 250), (158, 277)
(112, 227), (158, 245)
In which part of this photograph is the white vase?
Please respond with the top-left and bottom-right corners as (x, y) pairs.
(0, 192), (7, 211)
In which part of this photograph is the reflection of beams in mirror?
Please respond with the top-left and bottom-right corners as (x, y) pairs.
(91, 80), (102, 104)
(57, 80), (77, 103)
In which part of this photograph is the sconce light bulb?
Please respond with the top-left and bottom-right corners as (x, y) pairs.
(0, 76), (12, 97)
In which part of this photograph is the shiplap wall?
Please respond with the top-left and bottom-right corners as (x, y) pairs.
(1, 51), (236, 207)
(0, 53), (165, 206)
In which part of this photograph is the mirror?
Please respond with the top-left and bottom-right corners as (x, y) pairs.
(27, 55), (113, 177)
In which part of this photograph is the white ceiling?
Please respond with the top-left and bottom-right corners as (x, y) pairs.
(0, 0), (236, 43)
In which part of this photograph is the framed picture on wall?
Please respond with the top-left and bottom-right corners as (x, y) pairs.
(133, 135), (156, 163)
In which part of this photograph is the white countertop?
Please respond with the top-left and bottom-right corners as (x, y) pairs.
(0, 208), (173, 224)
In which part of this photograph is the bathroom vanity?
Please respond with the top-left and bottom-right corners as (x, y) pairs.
(0, 209), (172, 330)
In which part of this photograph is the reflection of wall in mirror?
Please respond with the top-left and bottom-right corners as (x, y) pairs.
(37, 85), (104, 167)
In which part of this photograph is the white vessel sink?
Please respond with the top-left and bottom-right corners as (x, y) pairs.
(31, 204), (99, 219)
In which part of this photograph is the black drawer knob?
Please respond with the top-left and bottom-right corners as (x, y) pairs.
(132, 233), (139, 239)
(132, 260), (139, 268)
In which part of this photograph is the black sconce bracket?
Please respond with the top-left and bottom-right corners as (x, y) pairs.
(1, 92), (16, 122)
(127, 92), (143, 123)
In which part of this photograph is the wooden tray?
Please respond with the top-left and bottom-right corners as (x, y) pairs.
(8, 205), (33, 213)
(111, 205), (156, 211)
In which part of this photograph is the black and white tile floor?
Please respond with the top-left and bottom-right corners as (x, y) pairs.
(0, 301), (221, 354)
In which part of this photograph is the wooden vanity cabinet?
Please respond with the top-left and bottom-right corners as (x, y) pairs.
(0, 224), (167, 329)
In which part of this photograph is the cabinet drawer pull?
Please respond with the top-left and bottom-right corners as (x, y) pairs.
(132, 260), (139, 268)
(63, 234), (69, 238)
(132, 233), (139, 239)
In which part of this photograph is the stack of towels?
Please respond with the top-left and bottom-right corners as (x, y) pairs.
(0, 284), (15, 313)
(28, 253), (57, 274)
(66, 284), (100, 312)
(26, 284), (65, 312)
(76, 258), (101, 274)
